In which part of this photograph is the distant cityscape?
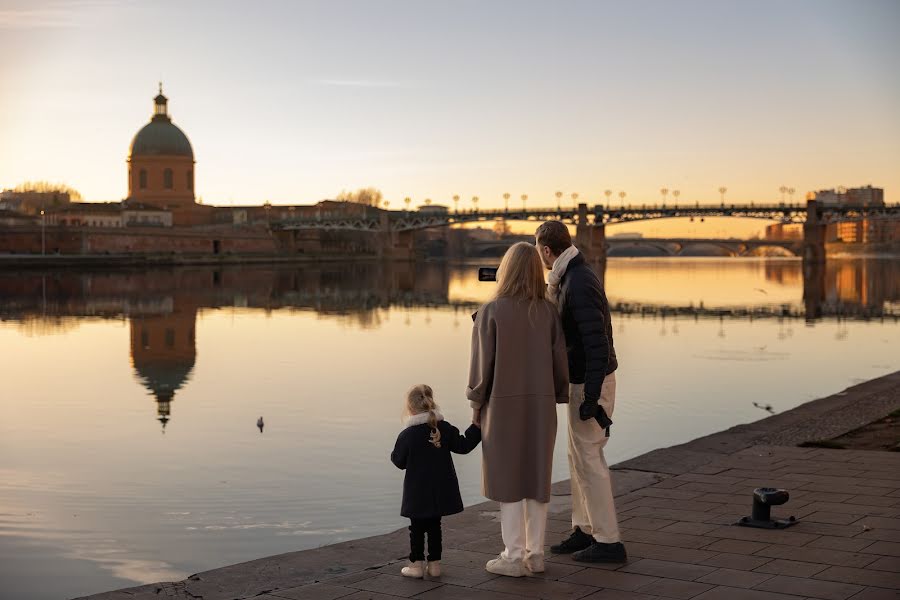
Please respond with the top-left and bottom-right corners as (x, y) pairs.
(0, 89), (897, 259)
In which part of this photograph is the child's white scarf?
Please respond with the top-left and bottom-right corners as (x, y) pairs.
(403, 410), (444, 429)
(545, 245), (580, 304)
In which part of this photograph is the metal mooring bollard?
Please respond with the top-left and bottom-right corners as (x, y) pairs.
(736, 487), (798, 529)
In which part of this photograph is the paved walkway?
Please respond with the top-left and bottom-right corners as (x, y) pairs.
(81, 371), (900, 600)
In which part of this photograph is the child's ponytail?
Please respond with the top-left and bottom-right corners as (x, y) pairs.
(407, 384), (442, 448)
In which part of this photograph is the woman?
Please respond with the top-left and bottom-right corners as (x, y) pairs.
(466, 242), (569, 577)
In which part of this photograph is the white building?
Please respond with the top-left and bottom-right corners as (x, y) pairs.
(815, 185), (884, 207)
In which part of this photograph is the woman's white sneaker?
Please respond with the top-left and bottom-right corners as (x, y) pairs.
(485, 555), (527, 577)
(401, 560), (425, 578)
(426, 560), (441, 577)
(525, 554), (545, 573)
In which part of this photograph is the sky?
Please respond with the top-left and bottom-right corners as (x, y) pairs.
(1, 0), (899, 215)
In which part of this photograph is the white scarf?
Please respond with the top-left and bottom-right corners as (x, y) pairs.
(546, 245), (580, 304)
(403, 410), (444, 429)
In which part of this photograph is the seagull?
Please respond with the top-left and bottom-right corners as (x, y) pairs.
(257, 416), (264, 432)
(754, 288), (768, 295)
(753, 402), (774, 414)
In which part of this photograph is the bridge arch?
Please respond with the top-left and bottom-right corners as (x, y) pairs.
(739, 244), (800, 258)
(675, 242), (739, 257)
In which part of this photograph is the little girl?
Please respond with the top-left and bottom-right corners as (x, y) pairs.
(390, 384), (481, 578)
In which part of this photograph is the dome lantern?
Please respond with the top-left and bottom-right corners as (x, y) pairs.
(153, 82), (169, 121)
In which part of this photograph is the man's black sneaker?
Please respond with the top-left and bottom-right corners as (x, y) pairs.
(572, 541), (628, 563)
(549, 528), (593, 554)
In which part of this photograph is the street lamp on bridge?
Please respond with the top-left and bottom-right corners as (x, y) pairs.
(571, 192), (579, 210)
(472, 196), (479, 212)
(779, 185), (788, 204)
(660, 187), (669, 208)
(672, 189), (680, 207)
(452, 195), (460, 213)
(555, 190), (563, 211)
(618, 191), (627, 208)
(521, 194), (528, 211)
(718, 187), (727, 208)
(604, 190), (613, 208)
(503, 192), (510, 212)
(788, 187), (795, 205)
(404, 197), (412, 212)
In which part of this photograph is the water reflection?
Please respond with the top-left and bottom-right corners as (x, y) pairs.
(0, 259), (897, 431)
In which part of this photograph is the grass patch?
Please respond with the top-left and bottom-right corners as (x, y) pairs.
(798, 439), (847, 449)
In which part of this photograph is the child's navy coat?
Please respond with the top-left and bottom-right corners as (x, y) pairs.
(390, 412), (481, 519)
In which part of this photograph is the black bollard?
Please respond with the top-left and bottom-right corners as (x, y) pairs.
(736, 487), (798, 529)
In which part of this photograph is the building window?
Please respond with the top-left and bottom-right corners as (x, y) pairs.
(187, 170), (193, 191)
(164, 168), (173, 189)
(139, 169), (147, 189)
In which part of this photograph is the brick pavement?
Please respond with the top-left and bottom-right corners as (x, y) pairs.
(243, 445), (899, 600)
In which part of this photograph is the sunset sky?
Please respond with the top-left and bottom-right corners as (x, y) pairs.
(1, 0), (898, 213)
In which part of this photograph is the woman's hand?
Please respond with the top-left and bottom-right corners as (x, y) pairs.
(472, 407), (482, 428)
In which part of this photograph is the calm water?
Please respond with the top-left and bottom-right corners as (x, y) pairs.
(1, 258), (899, 599)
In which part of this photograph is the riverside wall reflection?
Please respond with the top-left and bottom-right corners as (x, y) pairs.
(1, 259), (897, 428)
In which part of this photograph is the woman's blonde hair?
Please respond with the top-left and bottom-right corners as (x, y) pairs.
(493, 242), (547, 304)
(406, 384), (442, 448)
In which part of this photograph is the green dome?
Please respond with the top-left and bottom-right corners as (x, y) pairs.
(130, 119), (194, 159)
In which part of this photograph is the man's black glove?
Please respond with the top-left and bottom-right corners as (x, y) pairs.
(579, 398), (599, 421)
(580, 399), (614, 436)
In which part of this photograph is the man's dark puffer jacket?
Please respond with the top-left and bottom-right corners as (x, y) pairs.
(558, 252), (618, 403)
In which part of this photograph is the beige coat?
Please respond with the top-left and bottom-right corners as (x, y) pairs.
(466, 297), (569, 503)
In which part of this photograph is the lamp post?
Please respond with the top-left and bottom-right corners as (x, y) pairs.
(521, 194), (528, 211)
(40, 209), (46, 255)
(383, 200), (390, 210)
(779, 185), (788, 204)
(571, 192), (579, 210)
(425, 198), (432, 207)
(618, 191), (627, 208)
(472, 196), (479, 212)
(718, 186), (727, 208)
(404, 196), (412, 213)
(672, 189), (680, 207)
(660, 187), (669, 208)
(503, 192), (510, 212)
(555, 190), (563, 211)
(452, 194), (460, 213)
(604, 189), (613, 208)
(788, 187), (795, 205)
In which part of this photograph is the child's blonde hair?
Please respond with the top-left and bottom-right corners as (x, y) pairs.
(406, 384), (442, 448)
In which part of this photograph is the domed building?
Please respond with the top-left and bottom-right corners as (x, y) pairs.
(127, 85), (196, 212)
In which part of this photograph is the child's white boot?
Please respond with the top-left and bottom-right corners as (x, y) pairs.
(401, 560), (425, 578)
(426, 560), (441, 577)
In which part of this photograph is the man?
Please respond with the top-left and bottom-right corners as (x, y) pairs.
(536, 220), (626, 563)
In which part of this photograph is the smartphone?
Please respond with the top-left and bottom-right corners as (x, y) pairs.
(478, 267), (498, 282)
